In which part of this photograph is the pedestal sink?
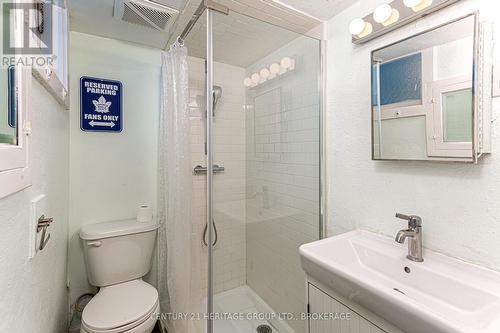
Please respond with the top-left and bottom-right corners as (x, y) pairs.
(299, 230), (500, 333)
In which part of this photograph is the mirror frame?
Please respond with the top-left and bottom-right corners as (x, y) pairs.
(370, 12), (479, 163)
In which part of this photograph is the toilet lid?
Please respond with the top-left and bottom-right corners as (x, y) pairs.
(82, 279), (158, 332)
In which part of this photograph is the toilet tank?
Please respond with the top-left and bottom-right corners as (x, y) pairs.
(80, 219), (158, 287)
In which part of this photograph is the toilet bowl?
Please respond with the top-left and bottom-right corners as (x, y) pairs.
(79, 219), (159, 333)
(80, 279), (159, 333)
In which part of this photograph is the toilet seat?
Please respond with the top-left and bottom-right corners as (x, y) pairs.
(82, 302), (159, 333)
(82, 279), (159, 333)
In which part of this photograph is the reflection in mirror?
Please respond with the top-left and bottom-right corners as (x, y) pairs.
(0, 65), (17, 145)
(371, 15), (476, 161)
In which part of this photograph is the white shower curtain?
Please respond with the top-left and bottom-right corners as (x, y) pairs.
(158, 41), (203, 333)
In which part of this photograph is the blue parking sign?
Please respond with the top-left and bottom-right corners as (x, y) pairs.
(80, 77), (122, 132)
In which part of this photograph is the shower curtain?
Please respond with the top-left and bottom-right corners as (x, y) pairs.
(158, 41), (203, 333)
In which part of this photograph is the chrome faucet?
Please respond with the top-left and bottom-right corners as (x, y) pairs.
(395, 213), (423, 262)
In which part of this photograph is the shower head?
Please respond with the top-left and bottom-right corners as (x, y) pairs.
(213, 85), (222, 113)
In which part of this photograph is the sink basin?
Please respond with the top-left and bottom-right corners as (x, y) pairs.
(299, 230), (500, 333)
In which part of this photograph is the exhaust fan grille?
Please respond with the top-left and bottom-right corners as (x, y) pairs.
(123, 3), (154, 28)
(115, 0), (178, 31)
(129, 2), (172, 30)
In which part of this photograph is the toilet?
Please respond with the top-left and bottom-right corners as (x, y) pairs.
(79, 219), (159, 333)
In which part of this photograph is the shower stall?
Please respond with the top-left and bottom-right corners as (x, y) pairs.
(158, 2), (324, 332)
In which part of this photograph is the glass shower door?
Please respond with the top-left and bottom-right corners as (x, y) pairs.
(207, 8), (322, 333)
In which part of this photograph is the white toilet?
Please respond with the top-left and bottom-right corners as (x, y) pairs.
(79, 219), (159, 333)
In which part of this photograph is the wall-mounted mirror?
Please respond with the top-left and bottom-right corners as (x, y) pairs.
(371, 14), (477, 162)
(0, 66), (17, 145)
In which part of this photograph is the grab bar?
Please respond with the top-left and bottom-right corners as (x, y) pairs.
(193, 164), (225, 175)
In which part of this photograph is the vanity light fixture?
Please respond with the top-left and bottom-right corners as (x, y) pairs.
(373, 4), (399, 26)
(403, 0), (433, 11)
(349, 18), (373, 38)
(243, 57), (296, 88)
(350, 0), (459, 44)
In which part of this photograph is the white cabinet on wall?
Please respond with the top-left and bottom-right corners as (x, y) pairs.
(307, 279), (403, 333)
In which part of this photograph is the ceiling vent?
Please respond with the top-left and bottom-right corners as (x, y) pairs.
(113, 0), (179, 31)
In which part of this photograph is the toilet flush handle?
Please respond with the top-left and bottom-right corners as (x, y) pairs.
(87, 240), (102, 247)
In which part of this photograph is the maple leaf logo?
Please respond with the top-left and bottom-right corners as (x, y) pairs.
(92, 96), (112, 113)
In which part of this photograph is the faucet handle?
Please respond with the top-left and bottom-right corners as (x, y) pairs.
(396, 213), (422, 228)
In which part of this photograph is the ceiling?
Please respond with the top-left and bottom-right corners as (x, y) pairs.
(276, 0), (358, 21)
(68, 0), (189, 49)
(68, 0), (353, 67)
(184, 10), (301, 67)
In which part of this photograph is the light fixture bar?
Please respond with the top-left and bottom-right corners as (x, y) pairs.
(243, 57), (295, 88)
(351, 0), (460, 44)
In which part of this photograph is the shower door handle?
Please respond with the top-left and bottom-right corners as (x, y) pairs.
(193, 164), (225, 175)
(202, 219), (218, 247)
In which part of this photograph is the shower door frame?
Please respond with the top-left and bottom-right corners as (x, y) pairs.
(203, 5), (327, 333)
(205, 7), (214, 333)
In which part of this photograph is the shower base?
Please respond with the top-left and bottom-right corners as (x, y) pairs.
(213, 285), (295, 333)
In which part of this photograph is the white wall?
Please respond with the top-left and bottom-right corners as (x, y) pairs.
(326, 0), (500, 270)
(68, 32), (161, 306)
(0, 79), (69, 332)
(245, 36), (320, 332)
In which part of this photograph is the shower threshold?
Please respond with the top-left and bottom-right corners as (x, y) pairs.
(213, 285), (295, 333)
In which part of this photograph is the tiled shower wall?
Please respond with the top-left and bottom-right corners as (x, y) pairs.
(187, 36), (320, 331)
(245, 36), (321, 332)
(187, 57), (247, 294)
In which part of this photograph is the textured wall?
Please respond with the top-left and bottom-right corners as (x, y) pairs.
(68, 32), (161, 306)
(326, 0), (500, 270)
(0, 79), (69, 332)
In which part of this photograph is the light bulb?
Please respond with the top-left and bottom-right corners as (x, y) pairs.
(251, 73), (260, 84)
(403, 0), (432, 11)
(243, 77), (252, 87)
(358, 22), (373, 38)
(412, 0), (432, 11)
(280, 57), (292, 69)
(403, 0), (422, 7)
(349, 18), (372, 38)
(260, 68), (270, 79)
(269, 63), (281, 74)
(374, 4), (399, 26)
(349, 18), (366, 36)
(373, 4), (391, 23)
